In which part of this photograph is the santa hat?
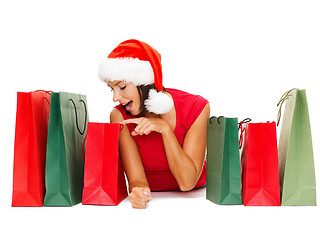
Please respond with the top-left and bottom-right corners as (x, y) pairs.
(98, 39), (174, 114)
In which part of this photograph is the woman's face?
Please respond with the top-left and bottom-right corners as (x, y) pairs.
(107, 80), (141, 115)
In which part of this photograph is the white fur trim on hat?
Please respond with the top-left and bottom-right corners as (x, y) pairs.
(98, 57), (154, 85)
(144, 89), (174, 114)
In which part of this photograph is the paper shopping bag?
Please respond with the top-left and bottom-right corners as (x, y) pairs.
(206, 116), (242, 205)
(277, 89), (316, 206)
(241, 122), (281, 206)
(44, 92), (88, 206)
(12, 91), (51, 207)
(82, 123), (128, 206)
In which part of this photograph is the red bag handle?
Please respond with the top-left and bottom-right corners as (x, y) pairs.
(34, 90), (53, 94)
(33, 90), (52, 105)
(238, 118), (251, 149)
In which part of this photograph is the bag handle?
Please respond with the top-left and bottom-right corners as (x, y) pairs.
(238, 118), (251, 149)
(34, 90), (52, 105)
(276, 88), (297, 126)
(82, 134), (87, 161)
(70, 99), (87, 135)
(34, 90), (53, 94)
(208, 116), (224, 125)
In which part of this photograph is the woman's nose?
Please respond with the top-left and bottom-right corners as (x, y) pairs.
(113, 91), (121, 102)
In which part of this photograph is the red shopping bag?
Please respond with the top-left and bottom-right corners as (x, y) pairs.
(240, 121), (281, 206)
(12, 91), (51, 207)
(82, 122), (128, 206)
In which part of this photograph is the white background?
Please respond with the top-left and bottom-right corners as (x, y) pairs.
(1, 0), (319, 239)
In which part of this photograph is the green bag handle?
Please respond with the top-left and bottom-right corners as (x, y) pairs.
(70, 99), (87, 135)
(276, 88), (298, 126)
(209, 116), (251, 149)
(209, 116), (224, 125)
(82, 134), (87, 161)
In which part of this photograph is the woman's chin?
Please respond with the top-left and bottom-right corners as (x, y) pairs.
(131, 107), (142, 116)
(131, 110), (141, 116)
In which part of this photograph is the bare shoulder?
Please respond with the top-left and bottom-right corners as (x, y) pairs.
(110, 108), (124, 123)
(193, 103), (210, 127)
(200, 103), (210, 118)
(185, 103), (210, 138)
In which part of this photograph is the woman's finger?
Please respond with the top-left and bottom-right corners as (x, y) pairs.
(131, 201), (147, 209)
(142, 125), (153, 135)
(131, 187), (152, 201)
(122, 118), (143, 125)
(132, 118), (148, 135)
(129, 193), (148, 209)
(135, 119), (152, 135)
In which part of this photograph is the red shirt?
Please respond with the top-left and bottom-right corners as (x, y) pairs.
(115, 88), (208, 191)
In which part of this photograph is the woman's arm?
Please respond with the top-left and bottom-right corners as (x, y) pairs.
(123, 103), (210, 191)
(162, 103), (210, 191)
(110, 108), (151, 208)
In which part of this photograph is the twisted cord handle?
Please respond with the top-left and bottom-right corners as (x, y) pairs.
(70, 99), (87, 135)
(238, 118), (252, 149)
(276, 88), (297, 126)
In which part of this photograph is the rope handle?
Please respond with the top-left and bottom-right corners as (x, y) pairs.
(34, 90), (53, 94)
(276, 88), (297, 126)
(209, 116), (224, 124)
(33, 90), (52, 105)
(238, 118), (251, 149)
(82, 134), (87, 161)
(70, 99), (87, 135)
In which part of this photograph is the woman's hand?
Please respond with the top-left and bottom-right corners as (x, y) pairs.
(122, 117), (170, 136)
(129, 187), (152, 209)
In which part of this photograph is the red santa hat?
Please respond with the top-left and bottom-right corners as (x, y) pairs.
(98, 39), (174, 114)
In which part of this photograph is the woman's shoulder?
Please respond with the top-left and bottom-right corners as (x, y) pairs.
(110, 106), (124, 123)
(166, 88), (208, 104)
(166, 88), (208, 110)
(167, 88), (209, 131)
(111, 104), (133, 122)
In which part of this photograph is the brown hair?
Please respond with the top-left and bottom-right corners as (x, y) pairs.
(136, 84), (167, 116)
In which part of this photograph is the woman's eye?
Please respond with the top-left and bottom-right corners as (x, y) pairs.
(120, 86), (126, 90)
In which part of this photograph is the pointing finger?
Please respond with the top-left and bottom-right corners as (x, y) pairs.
(122, 118), (143, 125)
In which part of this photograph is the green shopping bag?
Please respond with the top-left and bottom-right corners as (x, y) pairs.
(277, 88), (316, 206)
(44, 92), (88, 206)
(206, 116), (242, 205)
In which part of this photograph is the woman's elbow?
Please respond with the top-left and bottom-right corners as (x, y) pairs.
(180, 186), (193, 192)
(177, 167), (199, 191)
(179, 181), (196, 192)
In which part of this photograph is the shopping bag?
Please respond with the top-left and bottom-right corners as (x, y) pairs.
(240, 121), (281, 206)
(82, 122), (128, 206)
(12, 91), (51, 207)
(44, 92), (88, 206)
(206, 116), (242, 205)
(277, 88), (316, 206)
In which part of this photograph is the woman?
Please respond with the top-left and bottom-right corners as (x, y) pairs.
(98, 39), (210, 209)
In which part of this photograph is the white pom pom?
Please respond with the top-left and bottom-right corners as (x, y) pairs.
(144, 89), (174, 114)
